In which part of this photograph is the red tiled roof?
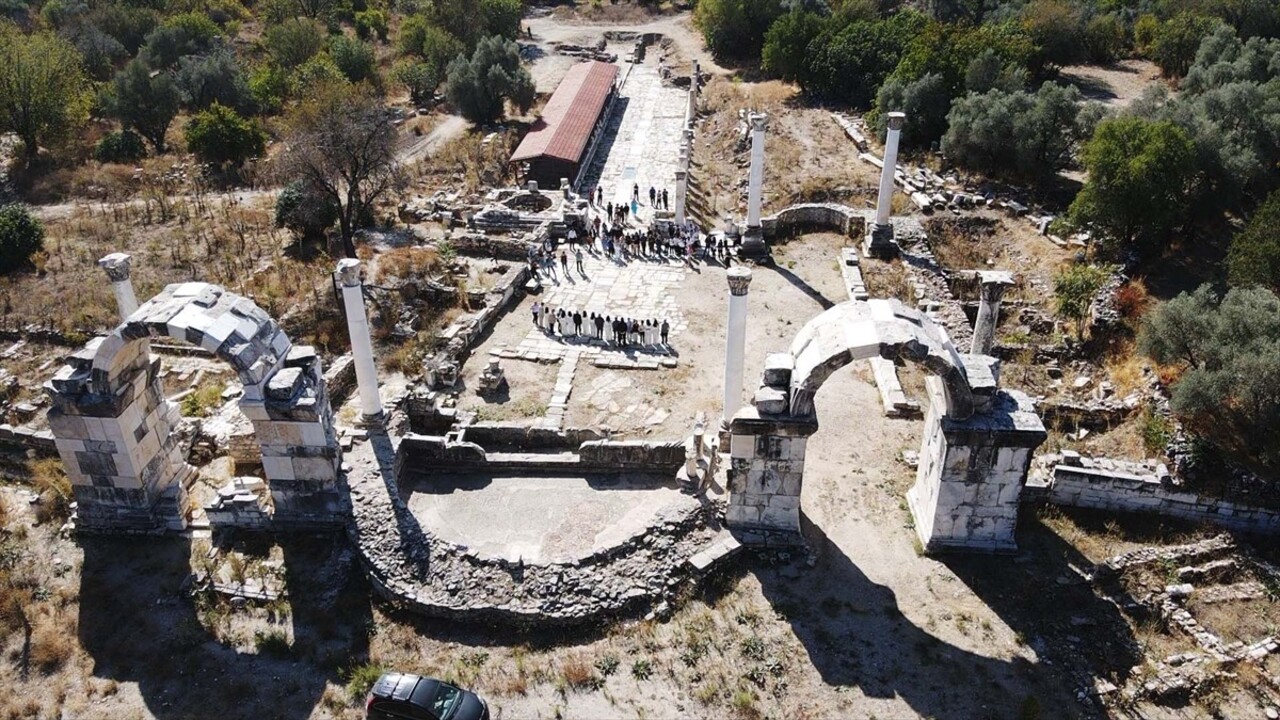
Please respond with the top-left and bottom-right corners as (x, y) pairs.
(510, 61), (619, 165)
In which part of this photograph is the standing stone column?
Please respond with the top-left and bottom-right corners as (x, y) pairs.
(865, 112), (906, 259)
(970, 271), (1015, 356)
(723, 266), (753, 425)
(746, 113), (768, 229)
(336, 259), (383, 423)
(98, 252), (139, 320)
(673, 169), (688, 225)
(740, 112), (770, 259)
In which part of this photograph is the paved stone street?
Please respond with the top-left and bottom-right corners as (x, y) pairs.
(496, 251), (690, 367)
(578, 60), (687, 225)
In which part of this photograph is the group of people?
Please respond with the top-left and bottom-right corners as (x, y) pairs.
(593, 184), (673, 214)
(530, 300), (671, 347)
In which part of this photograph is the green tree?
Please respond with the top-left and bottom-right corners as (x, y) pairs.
(943, 82), (1098, 183)
(1139, 285), (1280, 475)
(140, 12), (221, 69)
(275, 178), (339, 242)
(445, 35), (535, 125)
(0, 25), (91, 162)
(354, 9), (388, 41)
(106, 57), (181, 152)
(761, 11), (825, 87)
(184, 102), (266, 168)
(94, 130), (147, 163)
(874, 73), (952, 149)
(392, 59), (441, 106)
(802, 12), (927, 106)
(277, 81), (404, 257)
(1084, 13), (1127, 64)
(1227, 189), (1280, 293)
(176, 47), (255, 112)
(0, 204), (43, 274)
(1147, 12), (1221, 78)
(266, 17), (324, 69)
(480, 0), (523, 40)
(1068, 117), (1197, 255)
(330, 35), (377, 84)
(1021, 0), (1085, 70)
(694, 0), (783, 63)
(1053, 263), (1111, 339)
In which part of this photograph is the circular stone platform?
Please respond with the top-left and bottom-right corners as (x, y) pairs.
(403, 474), (689, 565)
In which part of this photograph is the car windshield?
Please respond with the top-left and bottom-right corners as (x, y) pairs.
(431, 684), (461, 719)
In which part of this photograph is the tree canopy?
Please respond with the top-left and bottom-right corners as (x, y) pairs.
(1227, 188), (1280, 294)
(444, 35), (534, 125)
(1139, 285), (1280, 475)
(0, 24), (91, 162)
(1068, 117), (1198, 256)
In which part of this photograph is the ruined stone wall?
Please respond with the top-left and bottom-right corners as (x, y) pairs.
(459, 423), (605, 452)
(1039, 457), (1280, 534)
(577, 439), (685, 472)
(761, 203), (866, 240)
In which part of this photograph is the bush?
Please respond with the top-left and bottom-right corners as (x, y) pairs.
(1139, 285), (1280, 474)
(330, 36), (377, 84)
(1052, 263), (1111, 339)
(694, 0), (784, 63)
(275, 179), (339, 242)
(1227, 181), (1280, 294)
(253, 628), (291, 657)
(445, 35), (535, 124)
(94, 130), (147, 164)
(391, 60), (440, 106)
(345, 662), (385, 703)
(140, 11), (222, 69)
(0, 205), (44, 275)
(266, 18), (324, 69)
(1140, 409), (1173, 456)
(184, 103), (267, 167)
(354, 9), (388, 41)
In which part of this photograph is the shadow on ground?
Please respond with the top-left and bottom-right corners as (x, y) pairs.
(79, 533), (372, 720)
(752, 511), (1129, 719)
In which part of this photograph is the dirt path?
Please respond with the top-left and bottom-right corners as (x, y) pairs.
(398, 114), (469, 166)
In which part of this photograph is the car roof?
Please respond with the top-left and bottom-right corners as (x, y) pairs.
(408, 678), (443, 709)
(372, 672), (423, 702)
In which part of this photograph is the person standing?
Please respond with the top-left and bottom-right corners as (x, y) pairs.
(572, 311), (582, 336)
(575, 246), (585, 276)
(648, 186), (656, 206)
(531, 300), (542, 328)
(596, 187), (603, 205)
(632, 183), (639, 202)
(594, 313), (605, 340)
(559, 250), (569, 276)
(662, 188), (669, 210)
(661, 318), (670, 345)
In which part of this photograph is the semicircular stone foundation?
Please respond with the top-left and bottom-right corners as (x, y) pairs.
(344, 430), (730, 625)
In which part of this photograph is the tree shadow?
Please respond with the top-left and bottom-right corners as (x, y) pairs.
(78, 532), (371, 720)
(754, 512), (1119, 718)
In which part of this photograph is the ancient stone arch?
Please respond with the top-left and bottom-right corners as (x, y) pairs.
(725, 298), (1046, 553)
(45, 282), (343, 533)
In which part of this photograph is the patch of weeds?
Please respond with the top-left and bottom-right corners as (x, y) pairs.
(740, 635), (767, 662)
(253, 628), (291, 657)
(461, 650), (489, 668)
(594, 654), (620, 677)
(680, 638), (709, 667)
(345, 662), (385, 703)
(631, 658), (653, 680)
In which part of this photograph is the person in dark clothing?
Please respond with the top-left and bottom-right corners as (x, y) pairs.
(648, 186), (656, 205)
(607, 201), (613, 218)
(662, 188), (669, 209)
(596, 187), (603, 205)
(572, 311), (582, 335)
(632, 183), (639, 201)
(613, 318), (625, 344)
(660, 318), (670, 345)
(594, 313), (605, 340)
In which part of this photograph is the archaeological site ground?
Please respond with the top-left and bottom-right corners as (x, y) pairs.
(1, 2), (1280, 719)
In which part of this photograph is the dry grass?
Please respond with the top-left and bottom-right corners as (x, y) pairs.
(1103, 338), (1146, 396)
(558, 653), (599, 691)
(28, 459), (72, 525)
(29, 607), (77, 673)
(373, 246), (442, 283)
(412, 130), (518, 195)
(1114, 278), (1153, 323)
(862, 260), (915, 304)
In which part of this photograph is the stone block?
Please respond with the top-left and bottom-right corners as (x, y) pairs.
(730, 433), (755, 459)
(760, 504), (800, 530)
(266, 368), (303, 401)
(76, 450), (117, 476)
(754, 386), (788, 415)
(261, 456), (294, 480)
(762, 353), (794, 387)
(292, 456), (336, 482)
(726, 503), (760, 526)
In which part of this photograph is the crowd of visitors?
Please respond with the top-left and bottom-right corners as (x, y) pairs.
(529, 301), (671, 347)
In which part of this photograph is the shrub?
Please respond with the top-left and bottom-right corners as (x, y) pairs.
(1113, 278), (1152, 320)
(1052, 263), (1112, 339)
(94, 130), (147, 164)
(354, 9), (388, 41)
(1139, 285), (1280, 474)
(345, 662), (385, 703)
(391, 60), (440, 106)
(275, 179), (339, 242)
(0, 205), (44, 275)
(184, 103), (267, 167)
(140, 12), (222, 69)
(1227, 188), (1280, 294)
(253, 628), (292, 657)
(1140, 409), (1173, 456)
(330, 36), (377, 84)
(266, 18), (324, 69)
(631, 658), (653, 680)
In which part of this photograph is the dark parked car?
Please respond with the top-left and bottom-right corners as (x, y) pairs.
(365, 672), (490, 720)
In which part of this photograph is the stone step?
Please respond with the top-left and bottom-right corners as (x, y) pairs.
(687, 531), (743, 574)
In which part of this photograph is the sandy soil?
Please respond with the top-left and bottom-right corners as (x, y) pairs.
(1060, 60), (1165, 108)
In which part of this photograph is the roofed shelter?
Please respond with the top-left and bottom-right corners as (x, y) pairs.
(510, 61), (620, 190)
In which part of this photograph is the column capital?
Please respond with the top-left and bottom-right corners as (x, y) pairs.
(886, 112), (906, 131)
(98, 252), (133, 282)
(335, 258), (363, 287)
(749, 111), (769, 132)
(727, 266), (753, 296)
